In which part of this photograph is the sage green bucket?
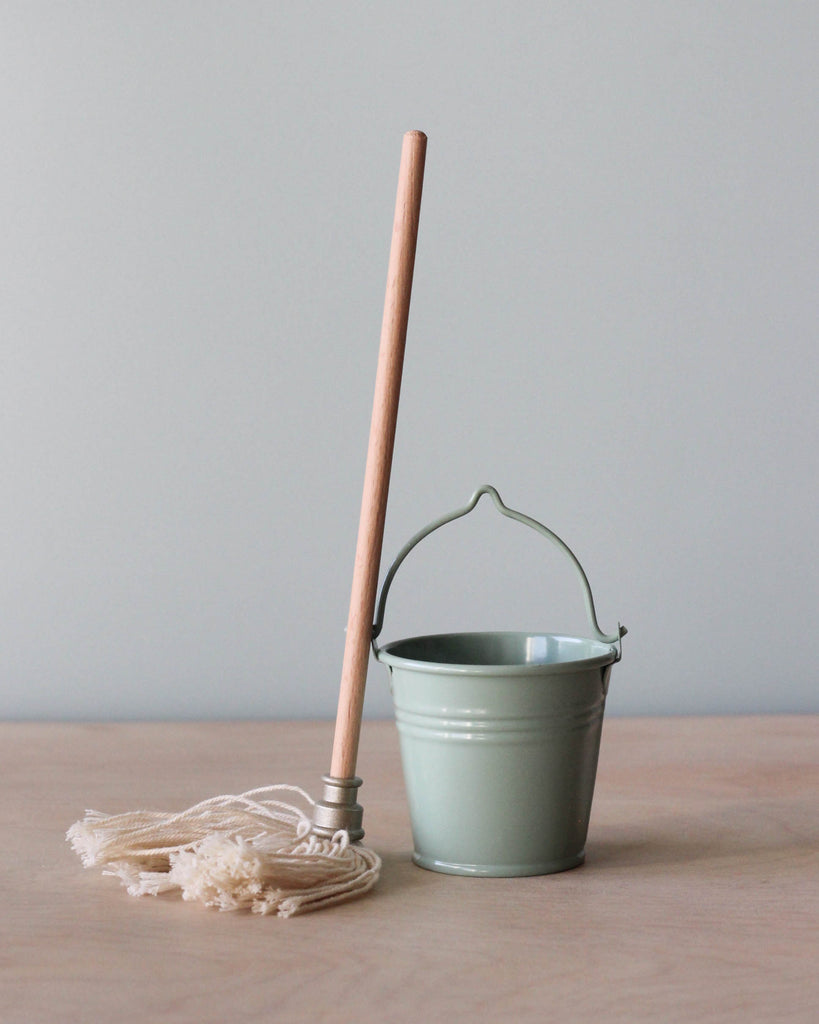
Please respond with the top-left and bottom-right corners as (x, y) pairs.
(373, 485), (626, 877)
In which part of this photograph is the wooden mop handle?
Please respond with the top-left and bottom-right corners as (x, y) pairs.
(330, 130), (427, 780)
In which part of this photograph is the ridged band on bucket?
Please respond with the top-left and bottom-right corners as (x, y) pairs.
(372, 486), (625, 877)
(394, 689), (607, 744)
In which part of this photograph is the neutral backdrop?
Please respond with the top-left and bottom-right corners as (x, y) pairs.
(2, 2), (816, 720)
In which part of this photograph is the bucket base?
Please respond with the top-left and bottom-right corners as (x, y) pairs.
(411, 850), (585, 877)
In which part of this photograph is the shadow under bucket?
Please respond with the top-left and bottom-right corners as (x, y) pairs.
(373, 486), (626, 877)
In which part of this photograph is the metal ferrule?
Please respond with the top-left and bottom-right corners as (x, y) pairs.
(311, 775), (364, 841)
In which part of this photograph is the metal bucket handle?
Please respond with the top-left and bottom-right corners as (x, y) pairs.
(372, 484), (626, 654)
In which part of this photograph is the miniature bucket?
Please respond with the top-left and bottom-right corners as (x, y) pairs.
(373, 485), (626, 877)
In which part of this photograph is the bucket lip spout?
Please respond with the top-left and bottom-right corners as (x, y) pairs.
(374, 630), (619, 676)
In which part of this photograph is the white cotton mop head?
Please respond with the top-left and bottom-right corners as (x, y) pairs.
(67, 785), (381, 918)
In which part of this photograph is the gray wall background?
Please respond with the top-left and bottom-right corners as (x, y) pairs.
(2, 2), (816, 720)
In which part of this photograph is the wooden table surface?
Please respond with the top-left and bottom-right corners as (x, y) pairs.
(2, 716), (817, 1023)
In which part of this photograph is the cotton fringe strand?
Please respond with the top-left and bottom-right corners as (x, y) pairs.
(67, 785), (381, 918)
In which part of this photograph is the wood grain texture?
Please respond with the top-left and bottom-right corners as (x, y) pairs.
(331, 130), (426, 780)
(3, 716), (817, 1023)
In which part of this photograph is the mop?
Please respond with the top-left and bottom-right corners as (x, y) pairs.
(67, 130), (427, 918)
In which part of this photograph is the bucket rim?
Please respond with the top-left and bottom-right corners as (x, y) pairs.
(374, 630), (619, 676)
